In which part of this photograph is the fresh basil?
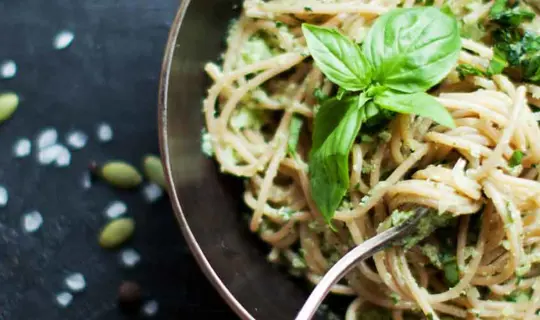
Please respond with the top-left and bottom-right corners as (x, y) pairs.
(287, 115), (303, 158)
(489, 0), (534, 27)
(362, 7), (461, 93)
(310, 94), (369, 223)
(509, 150), (524, 168)
(302, 24), (372, 91)
(302, 7), (461, 225)
(374, 91), (455, 128)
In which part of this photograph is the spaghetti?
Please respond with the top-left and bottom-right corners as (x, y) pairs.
(201, 0), (540, 319)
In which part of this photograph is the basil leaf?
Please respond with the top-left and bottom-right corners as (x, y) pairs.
(489, 0), (534, 27)
(374, 91), (455, 128)
(487, 48), (508, 75)
(310, 94), (369, 223)
(302, 24), (372, 91)
(363, 7), (461, 93)
(287, 115), (303, 157)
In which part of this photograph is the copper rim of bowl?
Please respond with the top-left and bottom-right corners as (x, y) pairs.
(157, 1), (252, 319)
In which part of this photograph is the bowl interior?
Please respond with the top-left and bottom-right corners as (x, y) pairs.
(159, 0), (316, 319)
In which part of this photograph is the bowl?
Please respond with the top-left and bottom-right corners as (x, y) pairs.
(158, 1), (317, 319)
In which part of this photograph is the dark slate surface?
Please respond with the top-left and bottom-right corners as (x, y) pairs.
(0, 1), (237, 319)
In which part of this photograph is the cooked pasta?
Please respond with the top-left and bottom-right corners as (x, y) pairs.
(201, 0), (540, 318)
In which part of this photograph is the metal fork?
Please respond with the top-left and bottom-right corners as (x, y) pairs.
(295, 207), (430, 320)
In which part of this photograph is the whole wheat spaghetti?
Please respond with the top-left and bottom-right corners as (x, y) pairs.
(200, 0), (540, 318)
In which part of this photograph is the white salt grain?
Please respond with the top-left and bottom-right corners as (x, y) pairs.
(13, 138), (31, 158)
(65, 273), (86, 292)
(38, 144), (63, 165)
(120, 248), (141, 268)
(53, 30), (75, 50)
(23, 210), (43, 233)
(54, 145), (71, 167)
(142, 300), (159, 316)
(81, 172), (92, 190)
(142, 183), (163, 203)
(105, 201), (127, 219)
(0, 185), (8, 207)
(37, 128), (58, 149)
(56, 292), (73, 307)
(96, 123), (113, 142)
(1, 60), (17, 79)
(66, 131), (88, 150)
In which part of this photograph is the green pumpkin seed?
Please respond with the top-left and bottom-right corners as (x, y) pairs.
(0, 92), (19, 123)
(99, 218), (135, 249)
(100, 161), (143, 189)
(143, 155), (166, 189)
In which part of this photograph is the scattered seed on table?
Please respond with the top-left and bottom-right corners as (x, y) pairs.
(0, 60), (17, 79)
(142, 155), (166, 189)
(37, 128), (58, 149)
(53, 30), (74, 50)
(142, 300), (159, 316)
(96, 123), (113, 142)
(13, 138), (31, 158)
(142, 183), (163, 203)
(56, 291), (73, 307)
(0, 92), (19, 123)
(105, 201), (127, 219)
(0, 185), (8, 207)
(120, 248), (140, 268)
(66, 130), (88, 150)
(65, 273), (86, 292)
(99, 218), (135, 249)
(99, 161), (143, 189)
(118, 281), (142, 314)
(22, 210), (43, 233)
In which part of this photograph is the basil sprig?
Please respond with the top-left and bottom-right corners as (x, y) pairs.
(303, 7), (460, 224)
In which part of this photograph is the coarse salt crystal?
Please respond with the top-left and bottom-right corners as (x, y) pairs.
(56, 292), (73, 307)
(66, 130), (88, 150)
(142, 300), (159, 316)
(142, 183), (163, 203)
(1, 60), (17, 79)
(37, 128), (58, 149)
(13, 138), (31, 158)
(22, 210), (43, 233)
(38, 144), (63, 165)
(81, 172), (92, 190)
(120, 248), (141, 268)
(105, 201), (127, 219)
(65, 273), (86, 292)
(0, 185), (7, 207)
(54, 145), (71, 167)
(96, 123), (113, 142)
(53, 30), (75, 50)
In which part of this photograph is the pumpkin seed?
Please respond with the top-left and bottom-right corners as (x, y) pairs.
(100, 161), (143, 189)
(143, 155), (166, 189)
(0, 92), (19, 123)
(99, 218), (135, 249)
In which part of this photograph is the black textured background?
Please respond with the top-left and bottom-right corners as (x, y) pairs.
(0, 0), (237, 319)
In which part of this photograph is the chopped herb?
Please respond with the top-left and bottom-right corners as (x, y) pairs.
(360, 134), (374, 143)
(287, 115), (304, 158)
(275, 21), (285, 28)
(489, 0), (534, 27)
(443, 260), (460, 286)
(505, 289), (532, 303)
(304, 6), (313, 12)
(456, 64), (486, 80)
(487, 48), (508, 76)
(313, 88), (328, 103)
(509, 150), (524, 167)
(390, 292), (401, 305)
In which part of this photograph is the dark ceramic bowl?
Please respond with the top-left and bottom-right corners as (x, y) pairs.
(158, 1), (319, 319)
